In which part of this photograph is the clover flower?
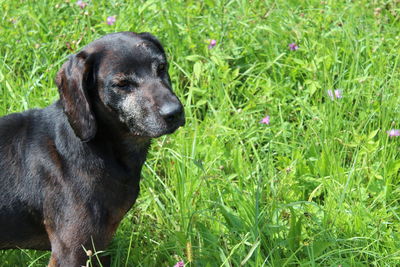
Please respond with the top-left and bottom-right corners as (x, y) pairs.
(387, 129), (400, 137)
(208, 39), (217, 49)
(289, 43), (299, 51)
(173, 261), (185, 267)
(260, 115), (270, 125)
(107, 16), (116, 25)
(76, 0), (88, 9)
(334, 89), (342, 98)
(327, 89), (342, 100)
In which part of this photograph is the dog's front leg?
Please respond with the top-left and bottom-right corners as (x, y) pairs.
(47, 246), (88, 267)
(46, 227), (111, 267)
(43, 206), (112, 267)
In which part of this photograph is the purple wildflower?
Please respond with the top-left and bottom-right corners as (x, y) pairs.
(387, 129), (400, 137)
(289, 43), (299, 51)
(260, 115), (270, 125)
(327, 90), (334, 99)
(208, 39), (217, 49)
(76, 0), (88, 9)
(106, 16), (116, 25)
(334, 89), (342, 98)
(173, 261), (185, 267)
(327, 89), (342, 100)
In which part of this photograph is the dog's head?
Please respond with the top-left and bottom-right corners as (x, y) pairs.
(56, 32), (185, 141)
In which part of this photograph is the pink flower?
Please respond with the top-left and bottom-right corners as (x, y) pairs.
(334, 89), (342, 98)
(173, 261), (185, 267)
(289, 43), (299, 51)
(260, 115), (270, 125)
(106, 16), (116, 25)
(208, 39), (217, 49)
(327, 89), (342, 100)
(387, 129), (400, 137)
(76, 0), (88, 9)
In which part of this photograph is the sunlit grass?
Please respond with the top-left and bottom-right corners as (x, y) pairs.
(1, 0), (400, 266)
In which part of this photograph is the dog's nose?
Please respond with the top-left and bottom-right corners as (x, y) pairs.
(159, 102), (183, 123)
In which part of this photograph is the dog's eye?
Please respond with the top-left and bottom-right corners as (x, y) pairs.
(115, 80), (130, 88)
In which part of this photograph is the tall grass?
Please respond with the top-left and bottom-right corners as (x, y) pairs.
(1, 0), (400, 266)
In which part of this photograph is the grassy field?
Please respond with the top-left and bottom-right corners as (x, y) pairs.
(1, 0), (400, 266)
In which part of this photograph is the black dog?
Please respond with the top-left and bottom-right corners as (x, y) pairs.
(0, 32), (184, 266)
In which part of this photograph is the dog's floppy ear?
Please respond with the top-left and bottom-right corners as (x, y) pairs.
(56, 51), (97, 142)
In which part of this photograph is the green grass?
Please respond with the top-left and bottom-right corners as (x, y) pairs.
(1, 0), (400, 266)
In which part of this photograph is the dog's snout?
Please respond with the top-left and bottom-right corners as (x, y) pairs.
(159, 102), (183, 122)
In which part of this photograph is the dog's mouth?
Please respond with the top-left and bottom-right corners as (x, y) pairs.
(151, 111), (185, 137)
(126, 111), (185, 138)
(165, 112), (185, 134)
(117, 92), (185, 138)
(152, 100), (185, 136)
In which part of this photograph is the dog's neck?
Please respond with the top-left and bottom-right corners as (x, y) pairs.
(92, 121), (152, 172)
